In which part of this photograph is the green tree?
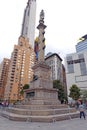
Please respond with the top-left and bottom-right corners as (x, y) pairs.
(20, 84), (30, 96)
(80, 89), (87, 102)
(53, 80), (67, 102)
(23, 84), (30, 90)
(69, 84), (80, 100)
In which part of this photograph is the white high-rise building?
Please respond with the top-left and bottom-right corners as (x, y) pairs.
(45, 53), (63, 81)
(21, 0), (36, 47)
(45, 53), (67, 96)
(65, 51), (87, 95)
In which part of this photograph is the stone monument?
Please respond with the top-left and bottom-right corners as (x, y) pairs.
(1, 10), (79, 122)
(24, 10), (60, 105)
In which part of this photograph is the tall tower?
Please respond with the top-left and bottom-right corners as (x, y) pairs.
(21, 0), (36, 47)
(4, 0), (36, 101)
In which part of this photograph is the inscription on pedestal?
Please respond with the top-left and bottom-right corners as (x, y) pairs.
(26, 92), (35, 98)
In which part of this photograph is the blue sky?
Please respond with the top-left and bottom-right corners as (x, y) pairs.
(0, 0), (87, 62)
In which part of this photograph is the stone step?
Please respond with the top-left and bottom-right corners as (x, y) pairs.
(7, 107), (76, 116)
(18, 97), (61, 105)
(14, 104), (68, 110)
(29, 99), (60, 105)
(1, 110), (79, 122)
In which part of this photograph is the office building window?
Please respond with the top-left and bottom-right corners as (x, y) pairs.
(67, 64), (74, 73)
(78, 53), (87, 75)
(80, 62), (87, 75)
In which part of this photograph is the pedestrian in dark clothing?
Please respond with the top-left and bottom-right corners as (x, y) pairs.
(79, 102), (86, 119)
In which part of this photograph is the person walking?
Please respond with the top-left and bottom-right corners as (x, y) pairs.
(79, 102), (86, 119)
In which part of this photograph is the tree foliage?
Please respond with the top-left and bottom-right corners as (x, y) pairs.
(80, 89), (87, 101)
(53, 80), (67, 102)
(23, 84), (30, 90)
(69, 84), (80, 100)
(20, 84), (30, 96)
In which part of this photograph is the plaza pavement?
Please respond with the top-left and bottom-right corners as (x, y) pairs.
(0, 115), (87, 130)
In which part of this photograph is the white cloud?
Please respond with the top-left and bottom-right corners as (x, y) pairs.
(0, 0), (87, 62)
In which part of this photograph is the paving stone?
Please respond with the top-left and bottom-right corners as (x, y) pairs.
(0, 115), (87, 130)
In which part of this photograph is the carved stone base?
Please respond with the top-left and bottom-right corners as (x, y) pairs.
(24, 87), (60, 105)
(24, 61), (60, 105)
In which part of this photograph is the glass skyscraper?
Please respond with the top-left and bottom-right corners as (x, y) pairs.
(76, 34), (87, 52)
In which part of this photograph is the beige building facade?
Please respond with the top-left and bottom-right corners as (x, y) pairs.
(4, 36), (35, 101)
(0, 58), (10, 99)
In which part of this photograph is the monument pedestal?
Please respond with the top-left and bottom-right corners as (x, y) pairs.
(24, 61), (60, 105)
